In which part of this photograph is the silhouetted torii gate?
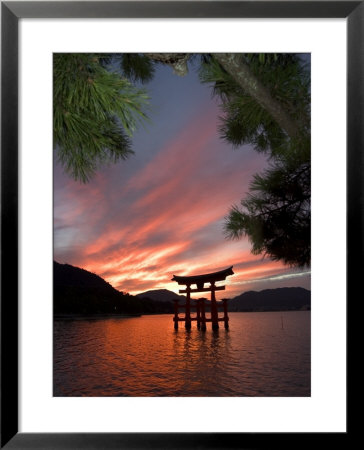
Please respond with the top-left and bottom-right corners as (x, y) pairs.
(171, 266), (234, 331)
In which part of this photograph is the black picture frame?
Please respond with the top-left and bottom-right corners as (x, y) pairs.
(1, 1), (357, 448)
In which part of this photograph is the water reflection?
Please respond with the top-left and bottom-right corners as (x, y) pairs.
(54, 311), (310, 397)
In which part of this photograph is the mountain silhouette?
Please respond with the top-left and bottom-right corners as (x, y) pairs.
(228, 287), (310, 312)
(54, 261), (173, 316)
(54, 261), (310, 316)
(54, 261), (118, 291)
(136, 289), (186, 303)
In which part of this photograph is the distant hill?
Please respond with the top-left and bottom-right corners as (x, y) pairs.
(136, 289), (186, 303)
(228, 287), (310, 312)
(53, 261), (174, 316)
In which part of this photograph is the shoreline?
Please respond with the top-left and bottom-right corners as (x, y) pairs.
(54, 309), (310, 321)
(54, 313), (141, 321)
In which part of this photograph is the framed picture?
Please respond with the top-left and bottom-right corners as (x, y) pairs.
(1, 1), (357, 448)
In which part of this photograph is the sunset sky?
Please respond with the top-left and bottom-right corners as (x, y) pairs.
(54, 57), (311, 298)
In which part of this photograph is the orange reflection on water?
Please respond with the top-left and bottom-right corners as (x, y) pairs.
(54, 312), (310, 397)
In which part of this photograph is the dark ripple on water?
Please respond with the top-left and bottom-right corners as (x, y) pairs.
(53, 311), (310, 397)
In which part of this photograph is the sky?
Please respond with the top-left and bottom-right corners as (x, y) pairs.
(54, 57), (311, 298)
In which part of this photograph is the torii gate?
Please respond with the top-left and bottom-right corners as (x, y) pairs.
(171, 266), (234, 331)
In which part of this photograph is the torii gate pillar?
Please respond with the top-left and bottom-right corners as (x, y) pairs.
(185, 284), (192, 329)
(210, 281), (219, 330)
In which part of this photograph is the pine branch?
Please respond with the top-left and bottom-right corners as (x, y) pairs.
(212, 53), (303, 140)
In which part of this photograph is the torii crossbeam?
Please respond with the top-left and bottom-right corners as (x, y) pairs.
(171, 266), (234, 331)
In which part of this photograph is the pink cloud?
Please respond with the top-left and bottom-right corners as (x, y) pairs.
(54, 101), (299, 297)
